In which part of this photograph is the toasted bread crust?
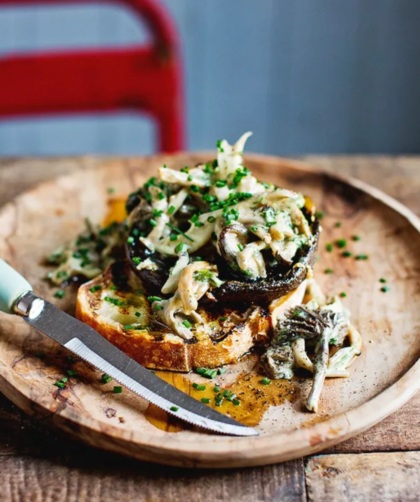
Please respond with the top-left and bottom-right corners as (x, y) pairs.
(76, 262), (271, 372)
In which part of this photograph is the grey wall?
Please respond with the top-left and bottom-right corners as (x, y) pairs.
(0, 0), (419, 156)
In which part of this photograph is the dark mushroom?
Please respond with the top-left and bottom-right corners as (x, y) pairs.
(213, 217), (320, 305)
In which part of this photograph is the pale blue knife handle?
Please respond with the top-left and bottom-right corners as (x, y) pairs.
(0, 258), (32, 314)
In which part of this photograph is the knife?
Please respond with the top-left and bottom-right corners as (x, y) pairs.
(0, 258), (258, 436)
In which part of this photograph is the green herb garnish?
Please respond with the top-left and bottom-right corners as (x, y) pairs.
(101, 374), (112, 384)
(261, 377), (271, 385)
(165, 223), (194, 242)
(113, 386), (123, 394)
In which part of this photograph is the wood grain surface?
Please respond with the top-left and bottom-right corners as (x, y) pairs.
(0, 155), (420, 500)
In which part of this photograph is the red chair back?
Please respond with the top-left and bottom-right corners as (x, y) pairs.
(0, 0), (185, 152)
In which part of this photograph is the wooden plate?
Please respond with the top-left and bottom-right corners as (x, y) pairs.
(1, 153), (420, 468)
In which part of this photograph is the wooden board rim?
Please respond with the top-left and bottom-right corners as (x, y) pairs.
(1, 152), (420, 468)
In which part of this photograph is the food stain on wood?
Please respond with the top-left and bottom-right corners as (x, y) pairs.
(145, 368), (299, 432)
(103, 197), (127, 227)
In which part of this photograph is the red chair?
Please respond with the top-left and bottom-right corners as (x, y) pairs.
(0, 0), (185, 152)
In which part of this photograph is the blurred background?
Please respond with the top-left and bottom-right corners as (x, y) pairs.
(0, 0), (419, 156)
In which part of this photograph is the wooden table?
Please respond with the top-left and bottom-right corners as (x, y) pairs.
(0, 156), (419, 502)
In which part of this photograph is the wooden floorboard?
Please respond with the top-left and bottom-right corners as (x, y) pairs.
(0, 454), (307, 502)
(306, 451), (420, 502)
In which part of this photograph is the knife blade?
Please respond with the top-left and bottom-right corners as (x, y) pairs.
(12, 290), (258, 436)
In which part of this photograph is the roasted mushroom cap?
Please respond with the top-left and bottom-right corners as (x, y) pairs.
(126, 193), (320, 306)
(212, 218), (319, 304)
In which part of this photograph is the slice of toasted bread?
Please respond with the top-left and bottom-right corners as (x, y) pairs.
(76, 261), (271, 372)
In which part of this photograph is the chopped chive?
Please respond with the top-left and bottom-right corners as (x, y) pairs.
(315, 211), (324, 219)
(381, 286), (390, 293)
(89, 285), (101, 293)
(227, 393), (237, 402)
(123, 324), (134, 330)
(149, 219), (157, 227)
(336, 239), (346, 249)
(195, 384), (206, 391)
(352, 235), (362, 241)
(183, 319), (192, 328)
(233, 399), (240, 406)
(135, 311), (141, 317)
(237, 243), (244, 252)
(355, 254), (369, 260)
(54, 290), (65, 299)
(379, 278), (387, 283)
(326, 243), (333, 252)
(154, 305), (163, 311)
(190, 185), (200, 193)
(335, 222), (341, 228)
(170, 406), (179, 412)
(67, 370), (77, 377)
(187, 175), (193, 181)
(166, 223), (194, 242)
(219, 316), (227, 322)
(201, 398), (211, 404)
(148, 296), (162, 303)
(170, 234), (178, 241)
(342, 250), (352, 257)
(261, 377), (271, 385)
(107, 187), (115, 194)
(132, 257), (141, 265)
(127, 236), (135, 244)
(176, 242), (187, 253)
(157, 192), (165, 200)
(101, 374), (112, 384)
(324, 268), (334, 274)
(61, 377), (68, 383)
(110, 285), (117, 291)
(216, 179), (227, 188)
(168, 205), (175, 215)
(196, 368), (217, 379)
(207, 216), (216, 223)
(213, 386), (220, 393)
(340, 292), (347, 298)
(113, 386), (123, 394)
(54, 381), (65, 389)
(223, 390), (231, 397)
(217, 367), (226, 375)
